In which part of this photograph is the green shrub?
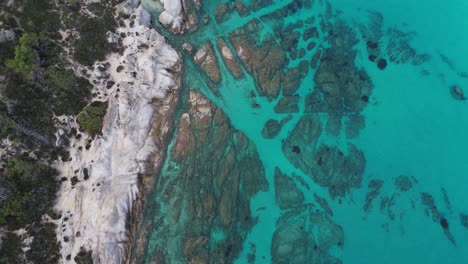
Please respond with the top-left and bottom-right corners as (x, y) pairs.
(26, 222), (61, 263)
(76, 101), (108, 137)
(0, 157), (59, 229)
(4, 33), (40, 79)
(0, 232), (24, 264)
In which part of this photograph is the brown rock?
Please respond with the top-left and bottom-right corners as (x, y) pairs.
(283, 61), (309, 95)
(215, 3), (234, 23)
(217, 38), (243, 79)
(274, 96), (300, 113)
(235, 0), (250, 17)
(194, 41), (221, 83)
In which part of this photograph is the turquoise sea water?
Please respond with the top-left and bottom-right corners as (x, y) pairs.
(140, 0), (468, 263)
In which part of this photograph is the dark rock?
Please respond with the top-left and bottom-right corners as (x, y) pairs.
(368, 54), (377, 62)
(440, 217), (449, 230)
(303, 27), (319, 41)
(292, 146), (301, 154)
(262, 116), (292, 139)
(83, 168), (90, 180)
(394, 175), (413, 192)
(70, 176), (79, 186)
(366, 41), (378, 49)
(377, 58), (387, 70)
(450, 85), (466, 100)
(460, 213), (468, 229)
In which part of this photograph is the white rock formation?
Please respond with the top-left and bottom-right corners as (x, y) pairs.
(54, 3), (181, 263)
(158, 0), (185, 34)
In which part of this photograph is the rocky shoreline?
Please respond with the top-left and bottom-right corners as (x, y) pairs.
(53, 1), (183, 263)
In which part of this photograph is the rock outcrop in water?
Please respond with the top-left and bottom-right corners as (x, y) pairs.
(194, 41), (222, 83)
(229, 20), (286, 100)
(140, 90), (268, 264)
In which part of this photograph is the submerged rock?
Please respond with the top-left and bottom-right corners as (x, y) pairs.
(145, 90), (268, 263)
(271, 205), (343, 264)
(450, 85), (466, 100)
(394, 175), (414, 192)
(261, 115), (292, 139)
(421, 192), (457, 245)
(274, 168), (304, 209)
(460, 213), (468, 229)
(283, 114), (366, 197)
(274, 96), (300, 113)
(235, 0), (250, 17)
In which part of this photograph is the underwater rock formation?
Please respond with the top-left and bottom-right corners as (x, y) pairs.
(261, 116), (292, 139)
(450, 85), (466, 100)
(141, 90), (268, 264)
(461, 214), (468, 229)
(363, 180), (384, 212)
(282, 112), (366, 198)
(274, 168), (304, 209)
(271, 205), (343, 264)
(421, 192), (456, 245)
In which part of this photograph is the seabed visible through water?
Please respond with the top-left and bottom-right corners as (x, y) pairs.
(138, 0), (468, 263)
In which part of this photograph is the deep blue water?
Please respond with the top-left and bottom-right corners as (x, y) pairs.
(140, 0), (468, 263)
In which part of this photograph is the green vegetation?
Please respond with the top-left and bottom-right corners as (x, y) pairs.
(77, 101), (108, 137)
(26, 222), (61, 263)
(0, 157), (59, 229)
(14, 0), (60, 33)
(5, 33), (41, 79)
(0, 232), (24, 264)
(73, 4), (117, 65)
(0, 0), (118, 260)
(74, 248), (93, 264)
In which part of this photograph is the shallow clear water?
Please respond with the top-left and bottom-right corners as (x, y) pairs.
(140, 0), (468, 263)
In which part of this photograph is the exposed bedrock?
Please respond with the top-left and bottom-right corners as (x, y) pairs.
(55, 3), (183, 263)
(217, 38), (244, 79)
(194, 41), (222, 83)
(146, 90), (268, 263)
(229, 20), (286, 100)
(271, 205), (344, 264)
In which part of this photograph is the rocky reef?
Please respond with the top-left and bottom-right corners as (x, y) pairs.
(271, 206), (343, 264)
(139, 90), (268, 263)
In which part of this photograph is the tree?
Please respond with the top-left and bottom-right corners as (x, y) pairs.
(4, 33), (41, 79)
